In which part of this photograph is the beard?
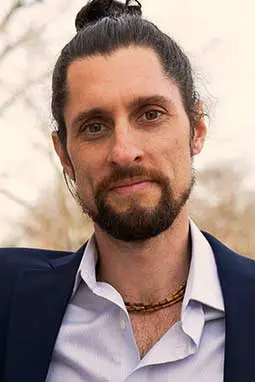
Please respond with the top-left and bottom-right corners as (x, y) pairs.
(76, 166), (195, 242)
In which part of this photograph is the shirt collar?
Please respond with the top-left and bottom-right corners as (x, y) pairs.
(73, 220), (225, 315)
(72, 234), (98, 297)
(182, 219), (225, 315)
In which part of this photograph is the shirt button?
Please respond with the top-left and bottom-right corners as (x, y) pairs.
(120, 319), (126, 330)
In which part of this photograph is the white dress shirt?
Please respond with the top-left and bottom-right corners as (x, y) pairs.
(46, 221), (225, 381)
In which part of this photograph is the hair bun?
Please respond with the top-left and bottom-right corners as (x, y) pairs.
(75, 0), (142, 32)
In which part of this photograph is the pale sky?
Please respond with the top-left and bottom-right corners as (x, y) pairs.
(0, 0), (255, 241)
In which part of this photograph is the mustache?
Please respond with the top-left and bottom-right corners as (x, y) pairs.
(95, 166), (169, 199)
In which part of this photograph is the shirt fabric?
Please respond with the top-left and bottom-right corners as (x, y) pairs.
(46, 221), (225, 381)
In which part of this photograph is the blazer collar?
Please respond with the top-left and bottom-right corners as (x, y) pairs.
(3, 245), (85, 382)
(204, 232), (255, 382)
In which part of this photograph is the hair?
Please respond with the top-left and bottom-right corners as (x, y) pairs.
(52, 0), (202, 146)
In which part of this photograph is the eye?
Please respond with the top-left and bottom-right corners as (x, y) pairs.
(141, 110), (163, 122)
(85, 123), (105, 134)
(79, 122), (110, 140)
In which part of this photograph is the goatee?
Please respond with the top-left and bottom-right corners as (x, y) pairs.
(77, 166), (194, 242)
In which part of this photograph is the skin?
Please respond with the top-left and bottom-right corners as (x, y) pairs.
(53, 45), (206, 304)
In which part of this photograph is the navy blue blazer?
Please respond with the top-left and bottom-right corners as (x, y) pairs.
(0, 232), (254, 382)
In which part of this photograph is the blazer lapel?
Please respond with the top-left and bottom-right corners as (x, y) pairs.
(204, 232), (255, 382)
(3, 245), (85, 382)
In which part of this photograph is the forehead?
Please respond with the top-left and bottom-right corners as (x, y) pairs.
(64, 46), (182, 120)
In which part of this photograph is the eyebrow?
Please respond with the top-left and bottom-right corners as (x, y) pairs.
(71, 108), (112, 130)
(127, 95), (173, 110)
(71, 95), (173, 129)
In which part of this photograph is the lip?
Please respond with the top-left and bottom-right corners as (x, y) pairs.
(109, 178), (155, 194)
(109, 178), (151, 190)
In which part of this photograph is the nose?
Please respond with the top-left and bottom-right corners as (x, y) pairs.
(107, 125), (143, 167)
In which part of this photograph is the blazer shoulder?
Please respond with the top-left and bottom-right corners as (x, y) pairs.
(0, 247), (72, 273)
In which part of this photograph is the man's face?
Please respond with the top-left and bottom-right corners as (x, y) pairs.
(53, 46), (206, 241)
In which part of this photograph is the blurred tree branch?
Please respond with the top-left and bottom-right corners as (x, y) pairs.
(0, 70), (49, 115)
(0, 0), (49, 115)
(0, 27), (41, 61)
(0, 1), (23, 31)
(0, 188), (33, 210)
(190, 164), (255, 258)
(0, 0), (43, 32)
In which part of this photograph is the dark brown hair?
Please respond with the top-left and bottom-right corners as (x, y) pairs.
(52, 0), (201, 145)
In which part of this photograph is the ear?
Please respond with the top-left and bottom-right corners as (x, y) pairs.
(52, 132), (75, 180)
(190, 103), (207, 156)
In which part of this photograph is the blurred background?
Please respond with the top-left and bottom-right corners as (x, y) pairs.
(0, 0), (254, 256)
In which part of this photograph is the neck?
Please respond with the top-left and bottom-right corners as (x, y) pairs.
(94, 207), (191, 304)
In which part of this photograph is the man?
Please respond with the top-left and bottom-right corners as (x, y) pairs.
(0, 1), (255, 381)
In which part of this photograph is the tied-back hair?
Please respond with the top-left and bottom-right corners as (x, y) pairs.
(52, 0), (202, 146)
(75, 0), (142, 31)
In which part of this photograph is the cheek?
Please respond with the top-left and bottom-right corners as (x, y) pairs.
(148, 131), (191, 167)
(71, 150), (106, 200)
(152, 133), (193, 194)
(174, 137), (192, 165)
(68, 149), (92, 191)
(66, 136), (109, 200)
